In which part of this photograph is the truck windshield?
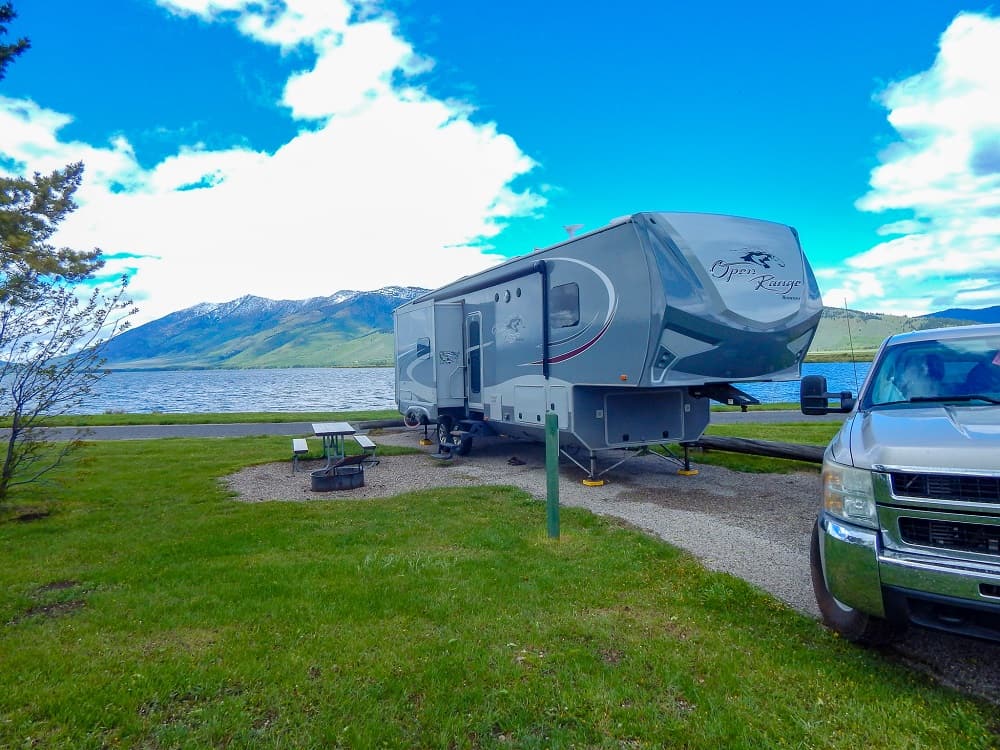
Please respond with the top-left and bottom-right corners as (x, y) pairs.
(864, 335), (1000, 408)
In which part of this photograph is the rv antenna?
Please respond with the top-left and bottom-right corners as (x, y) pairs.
(844, 299), (861, 391)
(564, 223), (584, 238)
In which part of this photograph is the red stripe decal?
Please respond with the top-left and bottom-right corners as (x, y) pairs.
(531, 314), (614, 366)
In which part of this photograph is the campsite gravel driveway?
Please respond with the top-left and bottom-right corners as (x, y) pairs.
(225, 427), (1000, 707)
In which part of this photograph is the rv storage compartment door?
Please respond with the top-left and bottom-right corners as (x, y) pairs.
(549, 386), (570, 429)
(434, 303), (466, 407)
(605, 390), (684, 446)
(514, 386), (546, 425)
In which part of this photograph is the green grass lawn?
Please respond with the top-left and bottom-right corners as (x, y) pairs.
(705, 421), (841, 445)
(1, 436), (997, 748)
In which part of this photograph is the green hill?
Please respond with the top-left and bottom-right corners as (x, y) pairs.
(807, 307), (977, 361)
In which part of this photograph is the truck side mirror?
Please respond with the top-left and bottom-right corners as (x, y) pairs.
(801, 375), (854, 415)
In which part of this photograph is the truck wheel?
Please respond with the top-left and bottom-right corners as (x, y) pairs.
(810, 519), (903, 646)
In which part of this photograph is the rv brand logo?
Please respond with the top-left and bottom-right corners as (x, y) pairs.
(438, 350), (458, 364)
(709, 247), (801, 298)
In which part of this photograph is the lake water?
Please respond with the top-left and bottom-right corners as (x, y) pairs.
(81, 368), (397, 414)
(79, 362), (872, 415)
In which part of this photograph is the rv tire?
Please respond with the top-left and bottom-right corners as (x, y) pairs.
(455, 435), (473, 456)
(436, 417), (457, 450)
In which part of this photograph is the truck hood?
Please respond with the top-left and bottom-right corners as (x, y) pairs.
(843, 405), (1000, 472)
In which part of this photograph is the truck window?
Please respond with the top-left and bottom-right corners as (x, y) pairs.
(550, 283), (579, 328)
(865, 337), (1000, 407)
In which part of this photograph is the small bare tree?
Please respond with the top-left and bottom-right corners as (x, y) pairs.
(0, 3), (138, 502)
(0, 276), (135, 499)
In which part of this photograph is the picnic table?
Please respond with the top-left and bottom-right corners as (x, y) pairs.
(311, 422), (356, 469)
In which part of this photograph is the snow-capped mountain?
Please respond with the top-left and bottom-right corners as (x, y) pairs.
(101, 287), (428, 369)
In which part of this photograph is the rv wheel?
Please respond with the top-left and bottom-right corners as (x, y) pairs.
(455, 435), (473, 456)
(436, 416), (456, 449)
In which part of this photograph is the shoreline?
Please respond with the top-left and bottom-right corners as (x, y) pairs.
(103, 355), (875, 372)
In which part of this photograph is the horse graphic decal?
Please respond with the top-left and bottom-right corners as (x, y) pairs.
(738, 248), (785, 269)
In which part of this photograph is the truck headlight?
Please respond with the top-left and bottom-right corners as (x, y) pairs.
(822, 459), (877, 529)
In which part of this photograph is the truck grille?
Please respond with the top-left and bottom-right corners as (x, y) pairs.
(898, 517), (1000, 555)
(891, 472), (1000, 504)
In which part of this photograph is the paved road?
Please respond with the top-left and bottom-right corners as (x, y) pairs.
(20, 411), (846, 442)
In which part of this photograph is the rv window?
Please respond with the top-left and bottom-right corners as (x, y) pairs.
(416, 337), (431, 358)
(468, 317), (482, 397)
(550, 283), (580, 328)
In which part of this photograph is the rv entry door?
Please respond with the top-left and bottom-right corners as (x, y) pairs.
(433, 302), (465, 408)
(466, 311), (484, 410)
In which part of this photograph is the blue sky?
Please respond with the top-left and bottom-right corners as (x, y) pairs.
(2, 0), (999, 325)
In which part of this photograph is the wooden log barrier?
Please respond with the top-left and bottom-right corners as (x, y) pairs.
(686, 436), (825, 464)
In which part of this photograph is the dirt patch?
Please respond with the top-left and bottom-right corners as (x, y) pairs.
(11, 508), (51, 523)
(9, 599), (85, 625)
(35, 579), (80, 593)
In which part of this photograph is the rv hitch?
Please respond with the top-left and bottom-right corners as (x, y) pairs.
(688, 384), (760, 410)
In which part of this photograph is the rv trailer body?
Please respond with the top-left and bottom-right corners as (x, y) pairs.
(394, 211), (822, 463)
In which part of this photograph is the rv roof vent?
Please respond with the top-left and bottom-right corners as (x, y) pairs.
(607, 215), (632, 227)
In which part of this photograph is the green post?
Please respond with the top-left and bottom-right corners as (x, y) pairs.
(545, 411), (560, 539)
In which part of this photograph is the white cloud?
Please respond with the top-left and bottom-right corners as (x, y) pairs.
(1, 1), (544, 324)
(238, 0), (353, 50)
(814, 268), (885, 311)
(825, 11), (1000, 315)
(282, 21), (419, 118)
(155, 0), (255, 19)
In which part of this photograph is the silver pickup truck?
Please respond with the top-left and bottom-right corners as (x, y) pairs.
(801, 323), (1000, 644)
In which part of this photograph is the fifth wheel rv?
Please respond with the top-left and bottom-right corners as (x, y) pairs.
(394, 211), (823, 479)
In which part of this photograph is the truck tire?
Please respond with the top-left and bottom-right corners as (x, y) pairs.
(810, 519), (903, 646)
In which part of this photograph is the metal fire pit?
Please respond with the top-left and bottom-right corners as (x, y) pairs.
(310, 465), (364, 492)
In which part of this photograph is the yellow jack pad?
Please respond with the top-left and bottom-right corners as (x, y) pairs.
(677, 469), (699, 476)
(419, 438), (434, 446)
(582, 478), (606, 486)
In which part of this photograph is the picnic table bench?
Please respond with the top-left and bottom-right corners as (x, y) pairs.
(292, 428), (379, 474)
(353, 434), (378, 466)
(291, 437), (310, 474)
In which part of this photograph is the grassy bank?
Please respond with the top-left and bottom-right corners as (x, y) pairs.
(805, 350), (876, 363)
(2, 409), (401, 428)
(1, 436), (996, 747)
